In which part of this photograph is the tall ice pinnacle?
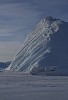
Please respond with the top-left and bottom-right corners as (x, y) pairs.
(6, 16), (68, 75)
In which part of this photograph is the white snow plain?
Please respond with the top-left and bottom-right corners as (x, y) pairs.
(0, 72), (68, 100)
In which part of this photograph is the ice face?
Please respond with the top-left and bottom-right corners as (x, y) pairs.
(7, 17), (68, 75)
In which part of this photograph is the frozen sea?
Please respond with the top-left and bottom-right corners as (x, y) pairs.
(0, 72), (68, 100)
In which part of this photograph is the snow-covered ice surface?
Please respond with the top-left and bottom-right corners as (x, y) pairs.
(0, 72), (68, 100)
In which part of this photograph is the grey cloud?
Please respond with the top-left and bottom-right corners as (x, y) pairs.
(0, 3), (41, 42)
(0, 41), (21, 61)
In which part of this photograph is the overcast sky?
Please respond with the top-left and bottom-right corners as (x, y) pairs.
(0, 0), (68, 62)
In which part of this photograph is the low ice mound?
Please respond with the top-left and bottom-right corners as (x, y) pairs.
(7, 16), (68, 75)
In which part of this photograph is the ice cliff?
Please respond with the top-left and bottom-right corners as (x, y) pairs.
(7, 16), (68, 75)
